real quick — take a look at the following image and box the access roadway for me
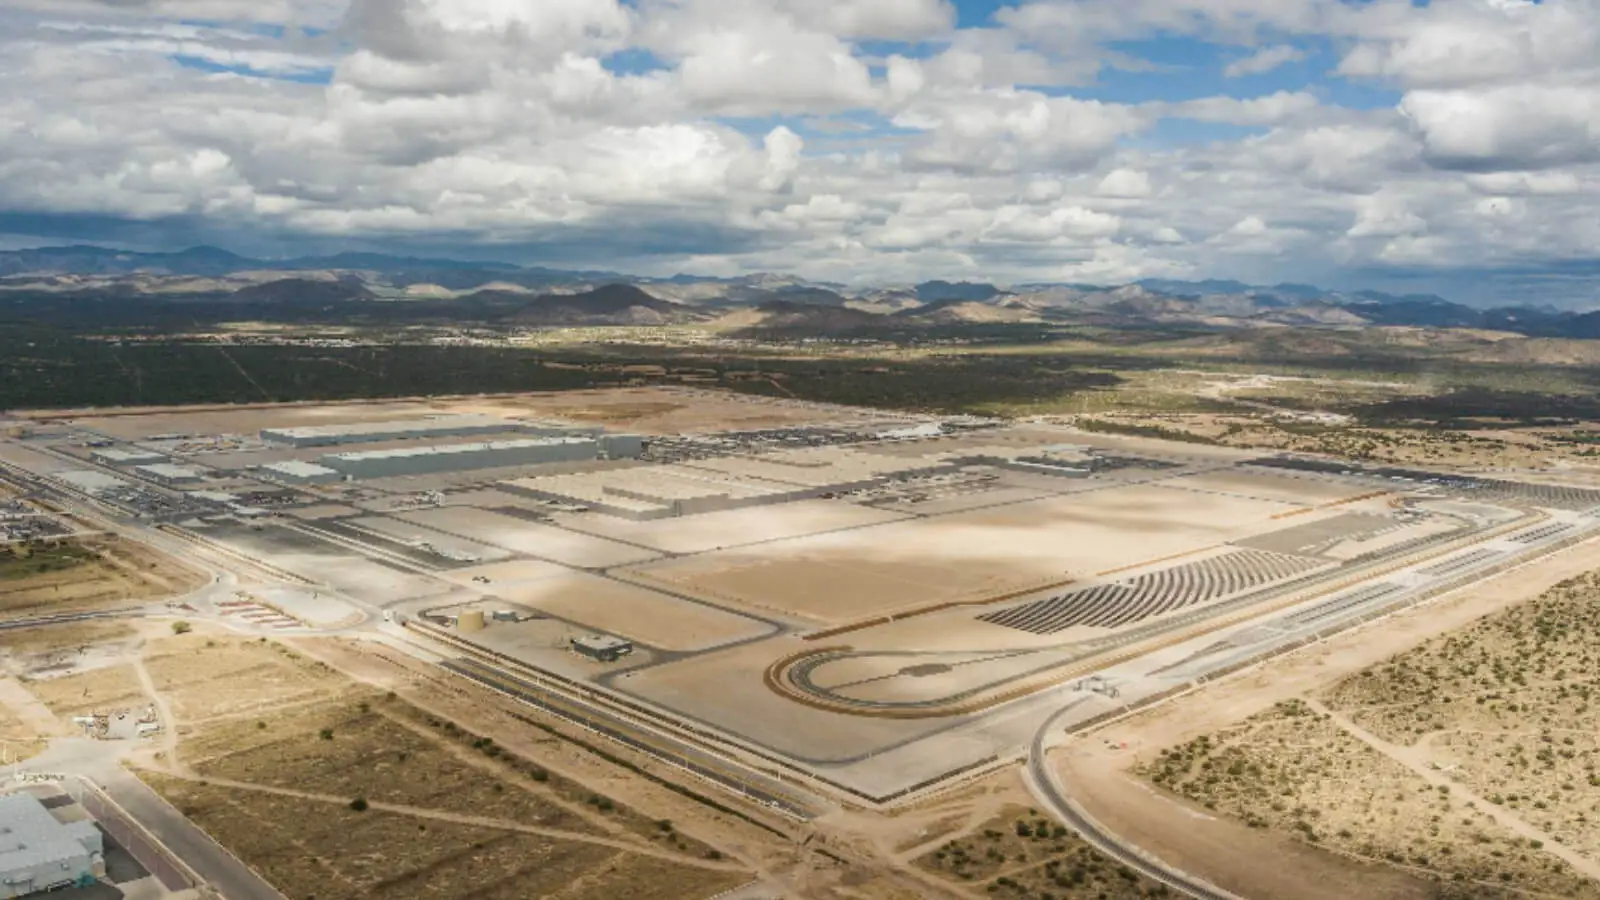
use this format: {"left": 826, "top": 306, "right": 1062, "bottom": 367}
{"left": 1024, "top": 701, "right": 1240, "bottom": 900}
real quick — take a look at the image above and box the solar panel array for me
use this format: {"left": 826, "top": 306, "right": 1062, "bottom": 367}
{"left": 980, "top": 548, "right": 1326, "bottom": 636}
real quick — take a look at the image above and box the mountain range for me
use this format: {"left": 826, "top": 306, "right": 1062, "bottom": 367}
{"left": 3, "top": 244, "right": 1599, "bottom": 339}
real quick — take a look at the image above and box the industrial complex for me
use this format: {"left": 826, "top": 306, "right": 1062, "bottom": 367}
{"left": 4, "top": 386, "right": 1600, "bottom": 900}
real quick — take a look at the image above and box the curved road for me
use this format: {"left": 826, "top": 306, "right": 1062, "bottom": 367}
{"left": 1024, "top": 700, "right": 1242, "bottom": 900}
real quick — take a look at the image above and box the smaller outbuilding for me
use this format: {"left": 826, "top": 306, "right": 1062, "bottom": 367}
{"left": 260, "top": 460, "right": 343, "bottom": 486}
{"left": 133, "top": 463, "right": 206, "bottom": 486}
{"left": 89, "top": 448, "right": 166, "bottom": 467}
{"left": 570, "top": 634, "right": 634, "bottom": 662}
{"left": 0, "top": 793, "right": 105, "bottom": 898}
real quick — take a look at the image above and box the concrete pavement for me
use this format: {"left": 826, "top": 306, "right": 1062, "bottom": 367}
{"left": 21, "top": 740, "right": 286, "bottom": 900}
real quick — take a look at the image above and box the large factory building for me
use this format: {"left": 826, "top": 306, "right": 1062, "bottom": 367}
{"left": 89, "top": 448, "right": 166, "bottom": 467}
{"left": 321, "top": 437, "right": 601, "bottom": 479}
{"left": 260, "top": 460, "right": 344, "bottom": 486}
{"left": 261, "top": 415, "right": 526, "bottom": 448}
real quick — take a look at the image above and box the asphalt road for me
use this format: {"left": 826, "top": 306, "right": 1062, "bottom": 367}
{"left": 23, "top": 740, "right": 286, "bottom": 900}
{"left": 1025, "top": 701, "right": 1242, "bottom": 900}
{"left": 95, "top": 769, "right": 287, "bottom": 900}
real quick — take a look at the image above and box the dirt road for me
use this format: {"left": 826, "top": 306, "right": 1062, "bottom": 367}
{"left": 1049, "top": 533, "right": 1600, "bottom": 899}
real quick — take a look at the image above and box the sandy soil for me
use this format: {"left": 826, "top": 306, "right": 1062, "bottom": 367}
{"left": 1049, "top": 533, "right": 1600, "bottom": 900}
{"left": 550, "top": 500, "right": 912, "bottom": 555}
{"left": 0, "top": 539, "right": 203, "bottom": 619}
{"left": 397, "top": 507, "right": 661, "bottom": 568}
{"left": 458, "top": 571, "right": 772, "bottom": 652}
{"left": 619, "top": 640, "right": 945, "bottom": 761}
{"left": 1143, "top": 699, "right": 1600, "bottom": 898}
{"left": 626, "top": 484, "right": 1308, "bottom": 625}
{"left": 1320, "top": 567, "right": 1600, "bottom": 865}
{"left": 27, "top": 663, "right": 149, "bottom": 718}
{"left": 90, "top": 621, "right": 772, "bottom": 900}
{"left": 350, "top": 515, "right": 515, "bottom": 562}
{"left": 141, "top": 634, "right": 355, "bottom": 720}
{"left": 454, "top": 387, "right": 887, "bottom": 435}
{"left": 1164, "top": 469, "right": 1369, "bottom": 506}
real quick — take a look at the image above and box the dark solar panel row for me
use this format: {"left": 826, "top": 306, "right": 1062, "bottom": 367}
{"left": 980, "top": 549, "right": 1325, "bottom": 636}
{"left": 1509, "top": 522, "right": 1574, "bottom": 544}
{"left": 1417, "top": 548, "right": 1501, "bottom": 578}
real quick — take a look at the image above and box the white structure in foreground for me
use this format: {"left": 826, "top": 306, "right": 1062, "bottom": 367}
{"left": 0, "top": 793, "right": 104, "bottom": 898}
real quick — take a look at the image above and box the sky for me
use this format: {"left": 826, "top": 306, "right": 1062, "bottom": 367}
{"left": 2, "top": 0, "right": 1600, "bottom": 306}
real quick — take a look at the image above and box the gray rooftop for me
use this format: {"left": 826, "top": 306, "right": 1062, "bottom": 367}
{"left": 261, "top": 460, "right": 341, "bottom": 477}
{"left": 262, "top": 415, "right": 514, "bottom": 440}
{"left": 134, "top": 463, "right": 205, "bottom": 480}
{"left": 91, "top": 448, "right": 165, "bottom": 463}
{"left": 323, "top": 436, "right": 595, "bottom": 463}
{"left": 0, "top": 793, "right": 102, "bottom": 875}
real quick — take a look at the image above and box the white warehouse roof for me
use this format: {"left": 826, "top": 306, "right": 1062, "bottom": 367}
{"left": 263, "top": 415, "right": 514, "bottom": 441}
{"left": 0, "top": 793, "right": 102, "bottom": 880}
{"left": 263, "top": 460, "right": 341, "bottom": 478}
{"left": 134, "top": 463, "right": 205, "bottom": 481}
{"left": 91, "top": 448, "right": 165, "bottom": 463}
{"left": 54, "top": 470, "right": 128, "bottom": 493}
{"left": 324, "top": 436, "right": 594, "bottom": 463}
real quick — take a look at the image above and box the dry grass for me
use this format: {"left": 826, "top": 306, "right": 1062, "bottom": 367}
{"left": 145, "top": 775, "right": 626, "bottom": 900}
{"left": 914, "top": 804, "right": 1168, "bottom": 898}
{"left": 143, "top": 636, "right": 353, "bottom": 721}
{"left": 148, "top": 685, "right": 747, "bottom": 900}
{"left": 0, "top": 702, "right": 45, "bottom": 762}
{"left": 26, "top": 664, "right": 147, "bottom": 718}
{"left": 184, "top": 697, "right": 598, "bottom": 833}
{"left": 0, "top": 539, "right": 202, "bottom": 620}
{"left": 0, "top": 620, "right": 137, "bottom": 657}
{"left": 1323, "top": 569, "right": 1600, "bottom": 861}
{"left": 1141, "top": 700, "right": 1600, "bottom": 899}
{"left": 383, "top": 700, "right": 723, "bottom": 856}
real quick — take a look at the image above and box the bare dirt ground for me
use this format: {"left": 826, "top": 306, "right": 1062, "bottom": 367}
{"left": 292, "top": 637, "right": 984, "bottom": 900}
{"left": 455, "top": 387, "right": 886, "bottom": 434}
{"left": 1144, "top": 699, "right": 1600, "bottom": 898}
{"left": 626, "top": 484, "right": 1295, "bottom": 625}
{"left": 1321, "top": 568, "right": 1600, "bottom": 865}
{"left": 124, "top": 628, "right": 761, "bottom": 900}
{"left": 1050, "top": 534, "right": 1600, "bottom": 900}
{"left": 464, "top": 571, "right": 770, "bottom": 652}
{"left": 0, "top": 619, "right": 137, "bottom": 657}
{"left": 1080, "top": 407, "right": 1600, "bottom": 474}
{"left": 46, "top": 387, "right": 883, "bottom": 441}
{"left": 0, "top": 538, "right": 203, "bottom": 620}
{"left": 27, "top": 663, "right": 149, "bottom": 718}
{"left": 913, "top": 802, "right": 1166, "bottom": 898}
{"left": 396, "top": 506, "right": 661, "bottom": 567}
{"left": 140, "top": 634, "right": 356, "bottom": 721}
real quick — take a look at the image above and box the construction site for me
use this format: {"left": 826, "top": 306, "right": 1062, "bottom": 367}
{"left": 1, "top": 387, "right": 1599, "bottom": 899}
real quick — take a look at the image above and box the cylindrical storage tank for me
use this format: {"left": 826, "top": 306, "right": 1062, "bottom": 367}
{"left": 458, "top": 610, "right": 486, "bottom": 632}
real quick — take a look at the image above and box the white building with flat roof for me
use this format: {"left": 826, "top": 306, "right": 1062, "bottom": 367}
{"left": 52, "top": 470, "right": 129, "bottom": 496}
{"left": 89, "top": 448, "right": 166, "bottom": 467}
{"left": 261, "top": 415, "right": 523, "bottom": 448}
{"left": 320, "top": 436, "right": 600, "bottom": 479}
{"left": 133, "top": 463, "right": 205, "bottom": 485}
{"left": 260, "top": 460, "right": 344, "bottom": 486}
{"left": 0, "top": 793, "right": 104, "bottom": 898}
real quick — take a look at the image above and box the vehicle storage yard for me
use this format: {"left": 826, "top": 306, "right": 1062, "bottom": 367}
{"left": 3, "top": 386, "right": 1600, "bottom": 817}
